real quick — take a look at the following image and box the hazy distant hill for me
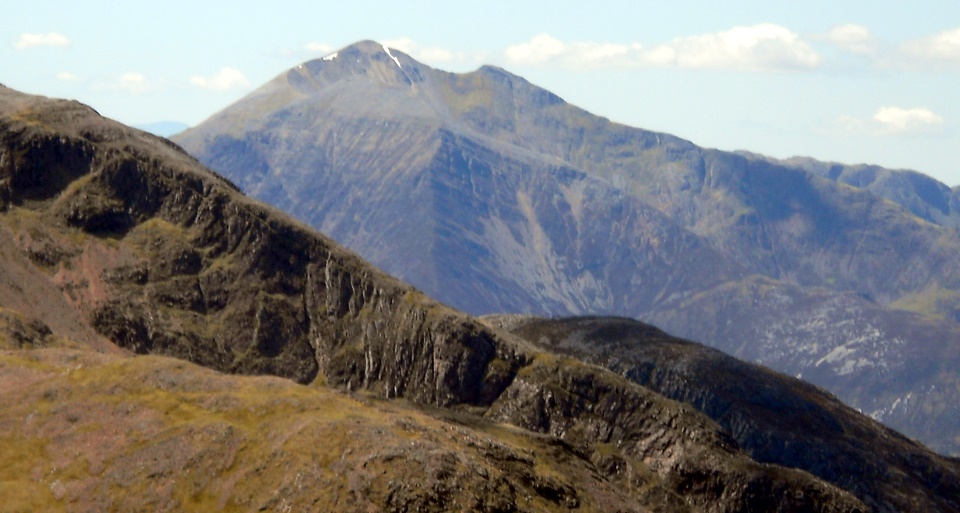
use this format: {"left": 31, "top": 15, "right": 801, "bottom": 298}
{"left": 174, "top": 41, "right": 960, "bottom": 455}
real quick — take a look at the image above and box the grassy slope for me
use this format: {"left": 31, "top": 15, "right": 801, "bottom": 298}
{"left": 0, "top": 348, "right": 652, "bottom": 513}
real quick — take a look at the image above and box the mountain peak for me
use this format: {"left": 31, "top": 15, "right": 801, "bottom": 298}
{"left": 476, "top": 64, "right": 519, "bottom": 80}
{"left": 284, "top": 39, "right": 425, "bottom": 93}
{"left": 340, "top": 39, "right": 406, "bottom": 63}
{"left": 314, "top": 39, "right": 407, "bottom": 65}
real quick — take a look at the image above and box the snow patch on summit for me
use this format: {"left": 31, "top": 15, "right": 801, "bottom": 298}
{"left": 322, "top": 52, "right": 338, "bottom": 61}
{"left": 383, "top": 45, "right": 402, "bottom": 68}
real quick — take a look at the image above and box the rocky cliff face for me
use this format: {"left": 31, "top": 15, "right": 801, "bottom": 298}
{"left": 0, "top": 83, "right": 524, "bottom": 404}
{"left": 173, "top": 40, "right": 960, "bottom": 455}
{"left": 0, "top": 85, "right": 882, "bottom": 511}
{"left": 490, "top": 315, "right": 960, "bottom": 513}
{"left": 643, "top": 275, "right": 960, "bottom": 456}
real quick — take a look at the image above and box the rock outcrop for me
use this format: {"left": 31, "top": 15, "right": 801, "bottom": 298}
{"left": 490, "top": 315, "right": 960, "bottom": 513}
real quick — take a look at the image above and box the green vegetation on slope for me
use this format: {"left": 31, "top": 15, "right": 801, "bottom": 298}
{"left": 0, "top": 348, "right": 655, "bottom": 513}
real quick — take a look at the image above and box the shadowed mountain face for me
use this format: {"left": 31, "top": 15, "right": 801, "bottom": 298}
{"left": 744, "top": 152, "right": 960, "bottom": 230}
{"left": 174, "top": 40, "right": 960, "bottom": 455}
{"left": 0, "top": 84, "right": 899, "bottom": 512}
{"left": 488, "top": 315, "right": 960, "bottom": 513}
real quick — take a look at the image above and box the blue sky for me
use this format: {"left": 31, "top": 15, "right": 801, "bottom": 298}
{"left": 5, "top": 0, "right": 960, "bottom": 185}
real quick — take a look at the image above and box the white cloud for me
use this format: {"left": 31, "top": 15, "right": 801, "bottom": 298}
{"left": 304, "top": 42, "right": 334, "bottom": 54}
{"left": 504, "top": 25, "right": 821, "bottom": 71}
{"left": 92, "top": 73, "right": 156, "bottom": 94}
{"left": 504, "top": 34, "right": 569, "bottom": 63}
{"left": 504, "top": 34, "right": 639, "bottom": 67}
{"left": 56, "top": 71, "right": 80, "bottom": 82}
{"left": 659, "top": 24, "right": 821, "bottom": 70}
{"left": 117, "top": 73, "right": 149, "bottom": 94}
{"left": 833, "top": 114, "right": 867, "bottom": 133}
{"left": 189, "top": 67, "right": 250, "bottom": 91}
{"left": 872, "top": 107, "right": 944, "bottom": 134}
{"left": 832, "top": 107, "right": 944, "bottom": 136}
{"left": 900, "top": 27, "right": 960, "bottom": 63}
{"left": 821, "top": 24, "right": 876, "bottom": 54}
{"left": 14, "top": 32, "right": 70, "bottom": 50}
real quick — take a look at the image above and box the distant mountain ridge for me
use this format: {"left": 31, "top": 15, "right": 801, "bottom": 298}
{"left": 736, "top": 151, "right": 960, "bottom": 229}
{"left": 173, "top": 40, "right": 960, "bottom": 455}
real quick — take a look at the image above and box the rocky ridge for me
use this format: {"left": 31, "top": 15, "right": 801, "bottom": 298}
{"left": 0, "top": 85, "right": 884, "bottom": 511}
{"left": 489, "top": 315, "right": 960, "bottom": 513}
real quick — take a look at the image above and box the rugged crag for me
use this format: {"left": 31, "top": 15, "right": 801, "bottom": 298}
{"left": 0, "top": 85, "right": 885, "bottom": 511}
{"left": 173, "top": 40, "right": 960, "bottom": 455}
{"left": 489, "top": 315, "right": 960, "bottom": 513}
